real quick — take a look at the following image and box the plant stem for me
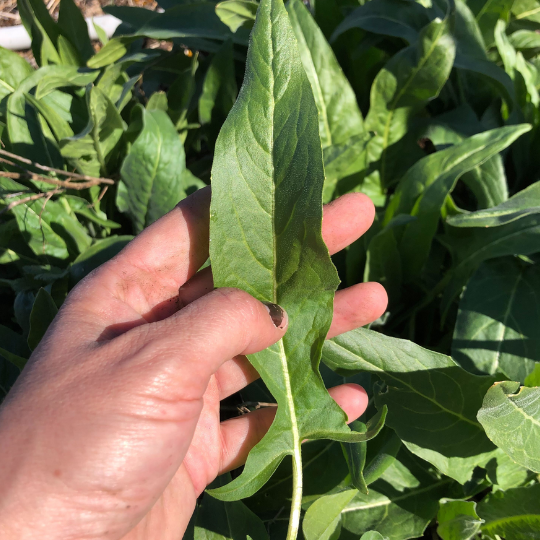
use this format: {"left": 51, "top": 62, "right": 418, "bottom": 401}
{"left": 286, "top": 448, "right": 303, "bottom": 540}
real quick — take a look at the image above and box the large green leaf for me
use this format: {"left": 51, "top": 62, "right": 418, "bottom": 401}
{"left": 340, "top": 478, "right": 452, "bottom": 539}
{"left": 120, "top": 108, "right": 186, "bottom": 233}
{"left": 441, "top": 213, "right": 540, "bottom": 314}
{"left": 390, "top": 125, "right": 530, "bottom": 282}
{"left": 0, "top": 177, "right": 70, "bottom": 260}
{"left": 331, "top": 0, "right": 430, "bottom": 44}
{"left": 303, "top": 489, "right": 357, "bottom": 540}
{"left": 57, "top": 0, "right": 94, "bottom": 64}
{"left": 323, "top": 328, "right": 498, "bottom": 483}
{"left": 478, "top": 380, "right": 540, "bottom": 473}
{"left": 189, "top": 474, "right": 269, "bottom": 540}
{"left": 287, "top": 0, "right": 363, "bottom": 149}
{"left": 130, "top": 2, "right": 247, "bottom": 43}
{"left": 437, "top": 499, "right": 483, "bottom": 540}
{"left": 478, "top": 484, "right": 540, "bottom": 539}
{"left": 207, "top": 0, "right": 386, "bottom": 523}
{"left": 452, "top": 258, "right": 540, "bottom": 382}
{"left": 447, "top": 181, "right": 540, "bottom": 227}
{"left": 364, "top": 10, "right": 456, "bottom": 188}
{"left": 215, "top": 0, "right": 258, "bottom": 32}
{"left": 0, "top": 47, "right": 34, "bottom": 99}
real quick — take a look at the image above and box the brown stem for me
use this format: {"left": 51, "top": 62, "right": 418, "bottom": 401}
{"left": 0, "top": 150, "right": 114, "bottom": 185}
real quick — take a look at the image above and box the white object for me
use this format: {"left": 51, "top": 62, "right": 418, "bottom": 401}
{"left": 0, "top": 14, "right": 121, "bottom": 51}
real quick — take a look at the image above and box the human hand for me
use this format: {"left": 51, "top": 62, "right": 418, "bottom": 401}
{"left": 0, "top": 187, "right": 387, "bottom": 540}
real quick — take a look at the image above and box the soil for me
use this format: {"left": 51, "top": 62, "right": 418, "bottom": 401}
{"left": 0, "top": 0, "right": 160, "bottom": 65}
{"left": 0, "top": 0, "right": 158, "bottom": 28}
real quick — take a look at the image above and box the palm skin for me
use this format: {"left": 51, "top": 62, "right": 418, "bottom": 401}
{"left": 0, "top": 187, "right": 387, "bottom": 540}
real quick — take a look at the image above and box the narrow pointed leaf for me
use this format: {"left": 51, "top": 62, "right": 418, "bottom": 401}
{"left": 364, "top": 11, "right": 456, "bottom": 188}
{"left": 392, "top": 125, "right": 531, "bottom": 282}
{"left": 287, "top": 0, "right": 364, "bottom": 149}
{"left": 208, "top": 0, "right": 385, "bottom": 503}
{"left": 448, "top": 181, "right": 540, "bottom": 228}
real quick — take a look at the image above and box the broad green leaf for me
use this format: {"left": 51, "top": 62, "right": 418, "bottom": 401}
{"left": 27, "top": 288, "right": 58, "bottom": 351}
{"left": 87, "top": 37, "right": 139, "bottom": 69}
{"left": 303, "top": 489, "right": 357, "bottom": 540}
{"left": 0, "top": 178, "right": 69, "bottom": 260}
{"left": 341, "top": 478, "right": 453, "bottom": 539}
{"left": 525, "top": 363, "right": 540, "bottom": 386}
{"left": 120, "top": 108, "right": 187, "bottom": 233}
{"left": 478, "top": 380, "right": 540, "bottom": 473}
{"left": 485, "top": 448, "right": 530, "bottom": 490}
{"left": 512, "top": 0, "right": 540, "bottom": 21}
{"left": 448, "top": 179, "right": 540, "bottom": 228}
{"left": 0, "top": 47, "right": 34, "bottom": 98}
{"left": 364, "top": 11, "right": 456, "bottom": 188}
{"left": 510, "top": 29, "right": 540, "bottom": 49}
{"left": 452, "top": 258, "right": 540, "bottom": 382}
{"left": 360, "top": 533, "right": 388, "bottom": 540}
{"left": 323, "top": 328, "right": 498, "bottom": 483}
{"left": 190, "top": 474, "right": 269, "bottom": 540}
{"left": 7, "top": 90, "right": 63, "bottom": 169}
{"left": 216, "top": 0, "right": 258, "bottom": 32}
{"left": 331, "top": 0, "right": 430, "bottom": 44}
{"left": 468, "top": 0, "right": 514, "bottom": 46}
{"left": 478, "top": 484, "right": 540, "bottom": 539}
{"left": 441, "top": 213, "right": 540, "bottom": 315}
{"left": 287, "top": 0, "right": 364, "bottom": 149}
{"left": 454, "top": 0, "right": 487, "bottom": 59}
{"left": 24, "top": 92, "right": 74, "bottom": 141}
{"left": 131, "top": 2, "right": 245, "bottom": 43}
{"left": 18, "top": 0, "right": 61, "bottom": 66}
{"left": 58, "top": 0, "right": 94, "bottom": 64}
{"left": 62, "top": 85, "right": 124, "bottom": 176}
{"left": 208, "top": 0, "right": 386, "bottom": 516}
{"left": 437, "top": 499, "right": 483, "bottom": 540}
{"left": 199, "top": 40, "right": 237, "bottom": 145}
{"left": 454, "top": 53, "right": 515, "bottom": 107}
{"left": 390, "top": 125, "right": 531, "bottom": 282}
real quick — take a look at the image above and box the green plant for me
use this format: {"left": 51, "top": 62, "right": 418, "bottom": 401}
{"left": 1, "top": 0, "right": 540, "bottom": 537}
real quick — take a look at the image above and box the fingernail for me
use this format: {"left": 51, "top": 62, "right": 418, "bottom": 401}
{"left": 262, "top": 302, "right": 286, "bottom": 329}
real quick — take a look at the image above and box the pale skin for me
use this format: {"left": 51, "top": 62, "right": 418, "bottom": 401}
{"left": 0, "top": 187, "right": 387, "bottom": 540}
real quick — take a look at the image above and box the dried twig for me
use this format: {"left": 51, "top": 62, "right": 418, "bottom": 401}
{"left": 0, "top": 170, "right": 112, "bottom": 190}
{"left": 0, "top": 150, "right": 116, "bottom": 215}
{"left": 0, "top": 149, "right": 114, "bottom": 185}
{"left": 0, "top": 189, "right": 63, "bottom": 215}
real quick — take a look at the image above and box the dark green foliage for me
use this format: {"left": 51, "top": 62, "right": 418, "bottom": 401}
{"left": 2, "top": 0, "right": 540, "bottom": 537}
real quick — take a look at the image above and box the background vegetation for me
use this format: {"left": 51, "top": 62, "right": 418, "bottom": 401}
{"left": 1, "top": 0, "right": 540, "bottom": 537}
